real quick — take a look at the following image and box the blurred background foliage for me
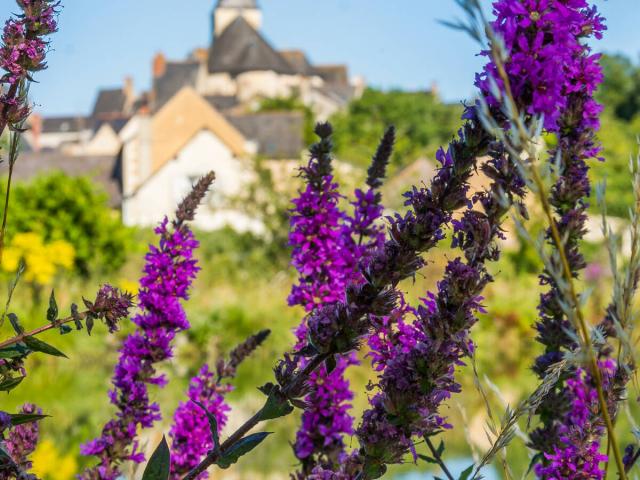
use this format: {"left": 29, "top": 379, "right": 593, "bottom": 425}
{"left": 0, "top": 52, "right": 639, "bottom": 479}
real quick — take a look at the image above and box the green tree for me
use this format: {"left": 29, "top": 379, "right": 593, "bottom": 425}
{"left": 598, "top": 54, "right": 640, "bottom": 121}
{"left": 330, "top": 88, "right": 463, "bottom": 171}
{"left": 0, "top": 172, "right": 133, "bottom": 276}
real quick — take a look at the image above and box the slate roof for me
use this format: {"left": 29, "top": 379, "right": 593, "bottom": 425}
{"left": 5, "top": 152, "right": 122, "bottom": 207}
{"left": 153, "top": 61, "right": 200, "bottom": 110}
{"left": 208, "top": 17, "right": 295, "bottom": 76}
{"left": 315, "top": 65, "right": 349, "bottom": 85}
{"left": 280, "top": 50, "right": 315, "bottom": 76}
{"left": 41, "top": 116, "right": 89, "bottom": 134}
{"left": 226, "top": 111, "right": 304, "bottom": 159}
{"left": 217, "top": 0, "right": 258, "bottom": 8}
{"left": 204, "top": 95, "right": 240, "bottom": 112}
{"left": 92, "top": 89, "right": 127, "bottom": 118}
{"left": 93, "top": 118, "right": 129, "bottom": 134}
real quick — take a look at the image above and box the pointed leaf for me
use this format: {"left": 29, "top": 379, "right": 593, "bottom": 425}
{"left": 458, "top": 465, "right": 474, "bottom": 480}
{"left": 59, "top": 324, "right": 72, "bottom": 335}
{"left": 0, "top": 344, "right": 30, "bottom": 359}
{"left": 86, "top": 315, "right": 95, "bottom": 336}
{"left": 46, "top": 290, "right": 58, "bottom": 323}
{"left": 0, "top": 376, "right": 24, "bottom": 392}
{"left": 257, "top": 387, "right": 293, "bottom": 421}
{"left": 216, "top": 432, "right": 271, "bottom": 469}
{"left": 141, "top": 436, "right": 170, "bottom": 480}
{"left": 325, "top": 355, "right": 337, "bottom": 374}
{"left": 7, "top": 314, "right": 23, "bottom": 335}
{"left": 417, "top": 454, "right": 437, "bottom": 464}
{"left": 23, "top": 337, "right": 67, "bottom": 358}
{"left": 361, "top": 460, "right": 386, "bottom": 479}
{"left": 9, "top": 413, "right": 48, "bottom": 426}
{"left": 193, "top": 400, "right": 219, "bottom": 452}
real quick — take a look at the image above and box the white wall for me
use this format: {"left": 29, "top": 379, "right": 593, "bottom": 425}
{"left": 122, "top": 129, "right": 262, "bottom": 233}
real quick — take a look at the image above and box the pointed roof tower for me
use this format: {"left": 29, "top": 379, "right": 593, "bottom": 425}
{"left": 208, "top": 16, "right": 294, "bottom": 76}
{"left": 217, "top": 0, "right": 257, "bottom": 7}
{"left": 213, "top": 0, "right": 261, "bottom": 36}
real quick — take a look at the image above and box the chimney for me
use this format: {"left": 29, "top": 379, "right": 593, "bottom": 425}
{"left": 153, "top": 52, "right": 167, "bottom": 78}
{"left": 30, "top": 113, "right": 42, "bottom": 152}
{"left": 123, "top": 76, "right": 135, "bottom": 114}
{"left": 191, "top": 47, "right": 208, "bottom": 63}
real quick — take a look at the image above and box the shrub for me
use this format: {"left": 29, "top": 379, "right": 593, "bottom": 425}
{"left": 0, "top": 172, "right": 133, "bottom": 276}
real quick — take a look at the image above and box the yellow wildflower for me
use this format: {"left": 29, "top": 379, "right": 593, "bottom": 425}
{"left": 31, "top": 439, "right": 77, "bottom": 480}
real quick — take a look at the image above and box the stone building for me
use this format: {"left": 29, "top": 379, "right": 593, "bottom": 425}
{"left": 20, "top": 0, "right": 363, "bottom": 231}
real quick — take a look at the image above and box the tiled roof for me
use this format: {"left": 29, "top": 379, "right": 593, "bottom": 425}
{"left": 153, "top": 61, "right": 200, "bottom": 110}
{"left": 41, "top": 116, "right": 89, "bottom": 134}
{"left": 92, "top": 89, "right": 127, "bottom": 118}
{"left": 314, "top": 65, "right": 349, "bottom": 85}
{"left": 280, "top": 50, "right": 315, "bottom": 76}
{"left": 6, "top": 152, "right": 122, "bottom": 207}
{"left": 226, "top": 111, "right": 304, "bottom": 159}
{"left": 208, "top": 17, "right": 295, "bottom": 76}
{"left": 204, "top": 95, "right": 240, "bottom": 112}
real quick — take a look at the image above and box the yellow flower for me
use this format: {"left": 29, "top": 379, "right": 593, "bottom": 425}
{"left": 118, "top": 278, "right": 139, "bottom": 296}
{"left": 48, "top": 240, "right": 76, "bottom": 270}
{"left": 0, "top": 233, "right": 76, "bottom": 285}
{"left": 32, "top": 439, "right": 77, "bottom": 480}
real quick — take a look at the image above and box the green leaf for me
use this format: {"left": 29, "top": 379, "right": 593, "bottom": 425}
{"left": 417, "top": 453, "right": 438, "bottom": 464}
{"left": 86, "top": 315, "right": 95, "bottom": 336}
{"left": 193, "top": 400, "right": 219, "bottom": 452}
{"left": 216, "top": 432, "right": 271, "bottom": 469}
{"left": 458, "top": 465, "right": 474, "bottom": 480}
{"left": 526, "top": 453, "right": 543, "bottom": 476}
{"left": 46, "top": 290, "right": 58, "bottom": 323}
{"left": 7, "top": 314, "right": 23, "bottom": 335}
{"left": 9, "top": 413, "right": 48, "bottom": 426}
{"left": 23, "top": 337, "right": 67, "bottom": 358}
{"left": 257, "top": 387, "right": 293, "bottom": 421}
{"left": 361, "top": 460, "right": 387, "bottom": 479}
{"left": 437, "top": 439, "right": 445, "bottom": 457}
{"left": 0, "top": 376, "right": 24, "bottom": 392}
{"left": 59, "top": 324, "right": 72, "bottom": 335}
{"left": 0, "top": 344, "right": 30, "bottom": 359}
{"left": 141, "top": 436, "right": 170, "bottom": 480}
{"left": 325, "top": 355, "right": 337, "bottom": 374}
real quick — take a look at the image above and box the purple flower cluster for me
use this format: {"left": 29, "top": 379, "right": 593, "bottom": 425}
{"left": 477, "top": 0, "right": 606, "bottom": 132}
{"left": 4, "top": 403, "right": 41, "bottom": 474}
{"left": 535, "top": 361, "right": 615, "bottom": 479}
{"left": 0, "top": 0, "right": 59, "bottom": 131}
{"left": 350, "top": 108, "right": 527, "bottom": 476}
{"left": 481, "top": 0, "right": 613, "bottom": 471}
{"left": 289, "top": 124, "right": 391, "bottom": 474}
{"left": 169, "top": 364, "right": 231, "bottom": 479}
{"left": 80, "top": 218, "right": 200, "bottom": 479}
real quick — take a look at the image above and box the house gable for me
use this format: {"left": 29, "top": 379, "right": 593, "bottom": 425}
{"left": 150, "top": 86, "right": 247, "bottom": 175}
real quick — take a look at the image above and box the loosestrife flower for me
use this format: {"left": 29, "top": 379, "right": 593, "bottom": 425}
{"left": 476, "top": 0, "right": 610, "bottom": 473}
{"left": 356, "top": 135, "right": 525, "bottom": 476}
{"left": 2, "top": 403, "right": 41, "bottom": 477}
{"left": 288, "top": 125, "right": 393, "bottom": 474}
{"left": 168, "top": 365, "right": 230, "bottom": 480}
{"left": 80, "top": 174, "right": 214, "bottom": 480}
{"left": 476, "top": 0, "right": 605, "bottom": 132}
{"left": 0, "top": 0, "right": 59, "bottom": 133}
{"left": 168, "top": 330, "right": 269, "bottom": 479}
{"left": 534, "top": 361, "right": 615, "bottom": 479}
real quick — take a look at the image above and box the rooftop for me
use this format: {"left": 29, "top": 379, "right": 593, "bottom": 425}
{"left": 208, "top": 16, "right": 295, "bottom": 76}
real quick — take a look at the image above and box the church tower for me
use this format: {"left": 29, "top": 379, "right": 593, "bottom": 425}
{"left": 213, "top": 0, "right": 262, "bottom": 37}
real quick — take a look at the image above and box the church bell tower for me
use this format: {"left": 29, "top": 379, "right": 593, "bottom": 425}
{"left": 213, "top": 0, "right": 262, "bottom": 37}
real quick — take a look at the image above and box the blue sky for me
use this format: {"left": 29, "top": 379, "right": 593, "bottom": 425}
{"left": 6, "top": 0, "right": 639, "bottom": 116}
